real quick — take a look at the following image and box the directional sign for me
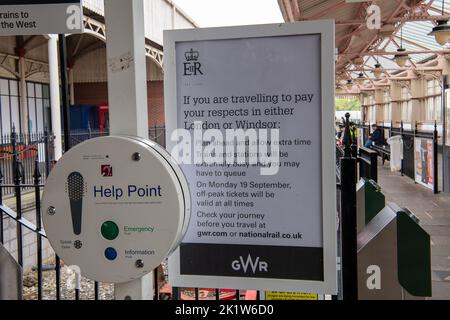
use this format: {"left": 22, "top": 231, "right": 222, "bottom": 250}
{"left": 0, "top": 0, "right": 83, "bottom": 35}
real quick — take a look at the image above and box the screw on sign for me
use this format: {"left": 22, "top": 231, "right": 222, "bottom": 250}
{"left": 47, "top": 206, "right": 56, "bottom": 216}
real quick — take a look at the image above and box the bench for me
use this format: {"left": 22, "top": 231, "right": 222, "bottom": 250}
{"left": 370, "top": 144, "right": 390, "bottom": 165}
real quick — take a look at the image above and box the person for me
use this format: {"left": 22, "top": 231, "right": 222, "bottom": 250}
{"left": 365, "top": 124, "right": 383, "bottom": 148}
{"left": 336, "top": 127, "right": 345, "bottom": 145}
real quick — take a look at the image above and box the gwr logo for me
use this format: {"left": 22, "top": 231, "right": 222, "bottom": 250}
{"left": 231, "top": 254, "right": 268, "bottom": 274}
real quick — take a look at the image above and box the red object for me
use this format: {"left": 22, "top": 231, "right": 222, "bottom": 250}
{"left": 98, "top": 103, "right": 110, "bottom": 130}
{"left": 159, "top": 285, "right": 240, "bottom": 300}
{"left": 101, "top": 165, "right": 113, "bottom": 177}
{"left": 245, "top": 290, "right": 258, "bottom": 300}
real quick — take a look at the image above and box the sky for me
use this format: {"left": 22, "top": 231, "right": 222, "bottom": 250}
{"left": 174, "top": 0, "right": 284, "bottom": 27}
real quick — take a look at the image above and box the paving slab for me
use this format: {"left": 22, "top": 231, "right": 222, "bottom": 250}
{"left": 378, "top": 164, "right": 450, "bottom": 300}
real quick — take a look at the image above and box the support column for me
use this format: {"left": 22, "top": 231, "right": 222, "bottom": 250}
{"left": 48, "top": 35, "right": 63, "bottom": 160}
{"left": 105, "top": 0, "right": 149, "bottom": 138}
{"left": 69, "top": 67, "right": 75, "bottom": 106}
{"left": 104, "top": 0, "right": 152, "bottom": 300}
{"left": 18, "top": 49, "right": 28, "bottom": 134}
{"left": 172, "top": 2, "right": 176, "bottom": 28}
{"left": 390, "top": 82, "right": 402, "bottom": 127}
{"left": 375, "top": 89, "right": 384, "bottom": 124}
{"left": 411, "top": 77, "right": 425, "bottom": 125}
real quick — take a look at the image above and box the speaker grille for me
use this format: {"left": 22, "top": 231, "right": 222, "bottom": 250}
{"left": 67, "top": 172, "right": 85, "bottom": 201}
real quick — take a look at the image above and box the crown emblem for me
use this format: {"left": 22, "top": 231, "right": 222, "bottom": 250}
{"left": 185, "top": 48, "right": 199, "bottom": 62}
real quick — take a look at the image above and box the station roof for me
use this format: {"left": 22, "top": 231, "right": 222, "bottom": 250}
{"left": 278, "top": 0, "right": 450, "bottom": 90}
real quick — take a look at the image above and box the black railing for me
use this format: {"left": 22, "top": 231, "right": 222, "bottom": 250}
{"left": 335, "top": 113, "right": 358, "bottom": 300}
{"left": 358, "top": 147, "right": 378, "bottom": 182}
{"left": 353, "top": 121, "right": 440, "bottom": 194}
{"left": 0, "top": 129, "right": 53, "bottom": 197}
{"left": 336, "top": 145, "right": 344, "bottom": 180}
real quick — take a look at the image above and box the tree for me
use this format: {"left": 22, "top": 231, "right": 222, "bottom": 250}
{"left": 336, "top": 99, "right": 361, "bottom": 111}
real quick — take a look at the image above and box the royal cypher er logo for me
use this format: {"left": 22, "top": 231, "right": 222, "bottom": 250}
{"left": 183, "top": 48, "right": 203, "bottom": 76}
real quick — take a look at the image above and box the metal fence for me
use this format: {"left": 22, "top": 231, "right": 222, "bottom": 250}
{"left": 0, "top": 129, "right": 53, "bottom": 197}
{"left": 356, "top": 121, "right": 439, "bottom": 193}
{"left": 335, "top": 114, "right": 358, "bottom": 300}
{"left": 69, "top": 126, "right": 167, "bottom": 148}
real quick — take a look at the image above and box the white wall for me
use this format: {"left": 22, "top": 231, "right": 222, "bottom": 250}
{"left": 83, "top": 0, "right": 197, "bottom": 45}
{"left": 73, "top": 47, "right": 163, "bottom": 83}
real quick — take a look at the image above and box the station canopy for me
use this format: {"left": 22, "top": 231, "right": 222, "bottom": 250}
{"left": 279, "top": 0, "right": 450, "bottom": 93}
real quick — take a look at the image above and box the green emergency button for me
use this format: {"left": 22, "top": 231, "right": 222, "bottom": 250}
{"left": 101, "top": 221, "right": 119, "bottom": 241}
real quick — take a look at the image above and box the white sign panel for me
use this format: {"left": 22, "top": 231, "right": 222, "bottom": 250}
{"left": 0, "top": 0, "right": 83, "bottom": 35}
{"left": 165, "top": 22, "right": 337, "bottom": 294}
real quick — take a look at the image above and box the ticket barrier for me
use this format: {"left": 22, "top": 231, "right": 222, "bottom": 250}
{"left": 356, "top": 178, "right": 385, "bottom": 234}
{"left": 356, "top": 179, "right": 432, "bottom": 299}
{"left": 0, "top": 244, "right": 22, "bottom": 300}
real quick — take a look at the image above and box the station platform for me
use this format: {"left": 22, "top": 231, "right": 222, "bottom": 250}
{"left": 377, "top": 164, "right": 450, "bottom": 300}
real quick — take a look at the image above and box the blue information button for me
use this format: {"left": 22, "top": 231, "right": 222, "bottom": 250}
{"left": 104, "top": 247, "right": 117, "bottom": 261}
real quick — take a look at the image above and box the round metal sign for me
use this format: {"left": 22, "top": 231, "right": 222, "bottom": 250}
{"left": 42, "top": 136, "right": 190, "bottom": 283}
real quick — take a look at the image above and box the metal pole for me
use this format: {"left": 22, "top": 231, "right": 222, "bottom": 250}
{"left": 400, "top": 121, "right": 404, "bottom": 176}
{"left": 48, "top": 36, "right": 63, "bottom": 160}
{"left": 340, "top": 113, "right": 358, "bottom": 300}
{"left": 104, "top": 0, "right": 152, "bottom": 300}
{"left": 442, "top": 75, "right": 448, "bottom": 193}
{"left": 58, "top": 34, "right": 71, "bottom": 153}
{"left": 44, "top": 128, "right": 51, "bottom": 177}
{"left": 12, "top": 128, "right": 23, "bottom": 267}
{"left": 34, "top": 160, "right": 43, "bottom": 300}
{"left": 434, "top": 121, "right": 439, "bottom": 194}
{"left": 0, "top": 166, "right": 3, "bottom": 245}
{"left": 55, "top": 33, "right": 71, "bottom": 301}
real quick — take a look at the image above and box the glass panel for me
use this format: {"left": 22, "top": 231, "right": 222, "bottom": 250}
{"left": 426, "top": 98, "right": 434, "bottom": 121}
{"left": 10, "top": 96, "right": 20, "bottom": 132}
{"left": 402, "top": 102, "right": 407, "bottom": 120}
{"left": 436, "top": 80, "right": 442, "bottom": 95}
{"left": 35, "top": 84, "right": 42, "bottom": 98}
{"left": 9, "top": 80, "right": 18, "bottom": 96}
{"left": 27, "top": 82, "right": 35, "bottom": 98}
{"left": 427, "top": 80, "right": 434, "bottom": 95}
{"left": 42, "top": 84, "right": 50, "bottom": 99}
{"left": 42, "top": 99, "right": 51, "bottom": 130}
{"left": 0, "top": 79, "right": 9, "bottom": 95}
{"left": 28, "top": 97, "right": 36, "bottom": 134}
{"left": 36, "top": 99, "right": 43, "bottom": 132}
{"left": 384, "top": 103, "right": 392, "bottom": 121}
{"left": 408, "top": 101, "right": 412, "bottom": 121}
{"left": 43, "top": 99, "right": 51, "bottom": 130}
{"left": 1, "top": 96, "right": 11, "bottom": 135}
{"left": 436, "top": 95, "right": 442, "bottom": 122}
